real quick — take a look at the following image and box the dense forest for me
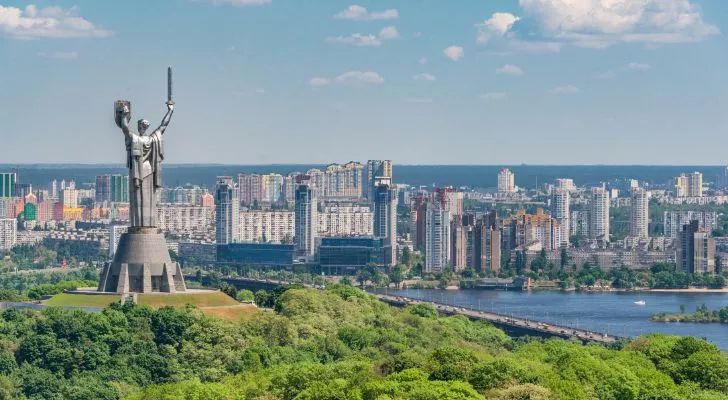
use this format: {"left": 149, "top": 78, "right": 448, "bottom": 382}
{"left": 0, "top": 283, "right": 726, "bottom": 399}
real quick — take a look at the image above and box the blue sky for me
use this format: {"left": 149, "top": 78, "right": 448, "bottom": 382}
{"left": 0, "top": 0, "right": 726, "bottom": 165}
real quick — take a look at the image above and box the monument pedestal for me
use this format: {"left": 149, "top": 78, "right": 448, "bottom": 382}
{"left": 98, "top": 227, "right": 186, "bottom": 293}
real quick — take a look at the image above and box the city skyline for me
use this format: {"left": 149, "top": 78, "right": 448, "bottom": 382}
{"left": 1, "top": 0, "right": 726, "bottom": 165}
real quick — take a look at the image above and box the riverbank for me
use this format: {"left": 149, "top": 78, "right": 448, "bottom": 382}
{"left": 651, "top": 305, "right": 728, "bottom": 324}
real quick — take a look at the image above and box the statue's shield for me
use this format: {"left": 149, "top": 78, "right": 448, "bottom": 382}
{"left": 114, "top": 100, "right": 131, "bottom": 128}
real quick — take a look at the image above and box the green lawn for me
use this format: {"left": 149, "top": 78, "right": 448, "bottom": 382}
{"left": 43, "top": 293, "right": 121, "bottom": 307}
{"left": 137, "top": 292, "right": 238, "bottom": 308}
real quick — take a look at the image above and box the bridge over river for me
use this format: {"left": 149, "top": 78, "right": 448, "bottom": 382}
{"left": 375, "top": 294, "right": 623, "bottom": 345}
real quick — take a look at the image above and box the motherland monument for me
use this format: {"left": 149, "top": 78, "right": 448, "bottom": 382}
{"left": 98, "top": 68, "right": 187, "bottom": 293}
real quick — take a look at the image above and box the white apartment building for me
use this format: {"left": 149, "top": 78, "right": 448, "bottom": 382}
{"left": 630, "top": 188, "right": 649, "bottom": 239}
{"left": 108, "top": 224, "right": 128, "bottom": 258}
{"left": 239, "top": 210, "right": 295, "bottom": 243}
{"left": 497, "top": 168, "right": 516, "bottom": 193}
{"left": 318, "top": 204, "right": 373, "bottom": 236}
{"left": 552, "top": 189, "right": 570, "bottom": 247}
{"left": 589, "top": 187, "right": 610, "bottom": 242}
{"left": 554, "top": 178, "right": 576, "bottom": 192}
{"left": 0, "top": 217, "right": 16, "bottom": 250}
{"left": 157, "top": 203, "right": 213, "bottom": 235}
{"left": 62, "top": 188, "right": 78, "bottom": 208}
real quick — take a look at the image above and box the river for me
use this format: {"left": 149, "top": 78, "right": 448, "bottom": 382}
{"left": 375, "top": 288, "right": 728, "bottom": 349}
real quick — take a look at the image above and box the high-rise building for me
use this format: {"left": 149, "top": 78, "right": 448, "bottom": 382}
{"left": 678, "top": 220, "right": 715, "bottom": 274}
{"left": 261, "top": 173, "right": 283, "bottom": 203}
{"left": 450, "top": 215, "right": 468, "bottom": 271}
{"left": 305, "top": 169, "right": 326, "bottom": 199}
{"left": 365, "top": 160, "right": 393, "bottom": 200}
{"left": 201, "top": 191, "right": 214, "bottom": 208}
{"left": 109, "top": 223, "right": 129, "bottom": 258}
{"left": 502, "top": 209, "right": 561, "bottom": 251}
{"left": 497, "top": 168, "right": 516, "bottom": 193}
{"left": 473, "top": 211, "right": 500, "bottom": 274}
{"left": 552, "top": 189, "right": 570, "bottom": 247}
{"left": 324, "top": 162, "right": 365, "bottom": 198}
{"left": 282, "top": 172, "right": 300, "bottom": 203}
{"left": 215, "top": 176, "right": 240, "bottom": 245}
{"left": 110, "top": 174, "right": 129, "bottom": 203}
{"left": 688, "top": 172, "right": 703, "bottom": 197}
{"left": 0, "top": 173, "right": 16, "bottom": 198}
{"left": 0, "top": 217, "right": 16, "bottom": 250}
{"left": 295, "top": 178, "right": 317, "bottom": 257}
{"left": 373, "top": 177, "right": 397, "bottom": 266}
{"left": 674, "top": 172, "right": 703, "bottom": 197}
{"left": 239, "top": 210, "right": 295, "bottom": 243}
{"left": 319, "top": 203, "right": 372, "bottom": 236}
{"left": 157, "top": 204, "right": 214, "bottom": 235}
{"left": 95, "top": 175, "right": 112, "bottom": 203}
{"left": 664, "top": 211, "right": 718, "bottom": 238}
{"left": 630, "top": 188, "right": 649, "bottom": 239}
{"left": 589, "top": 187, "right": 610, "bottom": 242}
{"left": 49, "top": 179, "right": 58, "bottom": 201}
{"left": 62, "top": 188, "right": 78, "bottom": 208}
{"left": 674, "top": 174, "right": 688, "bottom": 197}
{"left": 423, "top": 190, "right": 450, "bottom": 273}
{"left": 445, "top": 189, "right": 463, "bottom": 219}
{"left": 554, "top": 178, "right": 576, "bottom": 192}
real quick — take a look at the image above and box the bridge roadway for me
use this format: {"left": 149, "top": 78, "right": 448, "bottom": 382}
{"left": 375, "top": 294, "right": 622, "bottom": 345}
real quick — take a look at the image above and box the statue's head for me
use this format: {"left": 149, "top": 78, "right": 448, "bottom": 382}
{"left": 137, "top": 119, "right": 151, "bottom": 135}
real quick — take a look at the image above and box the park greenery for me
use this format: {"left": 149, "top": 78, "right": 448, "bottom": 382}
{"left": 0, "top": 267, "right": 99, "bottom": 302}
{"left": 652, "top": 304, "right": 728, "bottom": 324}
{"left": 0, "top": 281, "right": 725, "bottom": 398}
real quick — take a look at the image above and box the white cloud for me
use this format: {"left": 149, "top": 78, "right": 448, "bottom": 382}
{"left": 496, "top": 64, "right": 524, "bottom": 76}
{"left": 0, "top": 5, "right": 111, "bottom": 39}
{"left": 412, "top": 73, "right": 436, "bottom": 82}
{"left": 419, "top": 57, "right": 428, "bottom": 64}
{"left": 379, "top": 26, "right": 399, "bottom": 40}
{"left": 518, "top": 0, "right": 719, "bottom": 47}
{"left": 37, "top": 51, "right": 77, "bottom": 59}
{"left": 593, "top": 71, "right": 616, "bottom": 79}
{"left": 443, "top": 45, "right": 464, "bottom": 61}
{"left": 200, "top": 0, "right": 271, "bottom": 5}
{"left": 480, "top": 92, "right": 507, "bottom": 99}
{"left": 551, "top": 85, "right": 580, "bottom": 94}
{"left": 326, "top": 26, "right": 399, "bottom": 47}
{"left": 308, "top": 77, "right": 331, "bottom": 86}
{"left": 326, "top": 33, "right": 381, "bottom": 47}
{"left": 335, "top": 71, "right": 384, "bottom": 84}
{"left": 476, "top": 12, "right": 520, "bottom": 44}
{"left": 334, "top": 5, "right": 398, "bottom": 21}
{"left": 623, "top": 62, "right": 651, "bottom": 71}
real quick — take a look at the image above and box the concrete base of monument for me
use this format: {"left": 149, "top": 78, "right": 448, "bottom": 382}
{"left": 98, "top": 228, "right": 187, "bottom": 293}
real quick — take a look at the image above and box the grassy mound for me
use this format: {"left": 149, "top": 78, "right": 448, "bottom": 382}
{"left": 42, "top": 293, "right": 120, "bottom": 307}
{"left": 137, "top": 291, "right": 239, "bottom": 308}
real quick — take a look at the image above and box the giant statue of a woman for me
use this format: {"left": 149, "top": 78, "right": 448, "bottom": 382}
{"left": 115, "top": 101, "right": 173, "bottom": 227}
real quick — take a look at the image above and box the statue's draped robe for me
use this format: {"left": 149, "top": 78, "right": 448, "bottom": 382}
{"left": 126, "top": 130, "right": 164, "bottom": 227}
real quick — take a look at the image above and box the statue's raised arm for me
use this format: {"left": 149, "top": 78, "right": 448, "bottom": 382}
{"left": 155, "top": 103, "right": 174, "bottom": 135}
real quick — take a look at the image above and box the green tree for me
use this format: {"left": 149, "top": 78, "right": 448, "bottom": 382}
{"left": 388, "top": 265, "right": 405, "bottom": 289}
{"left": 236, "top": 289, "right": 254, "bottom": 302}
